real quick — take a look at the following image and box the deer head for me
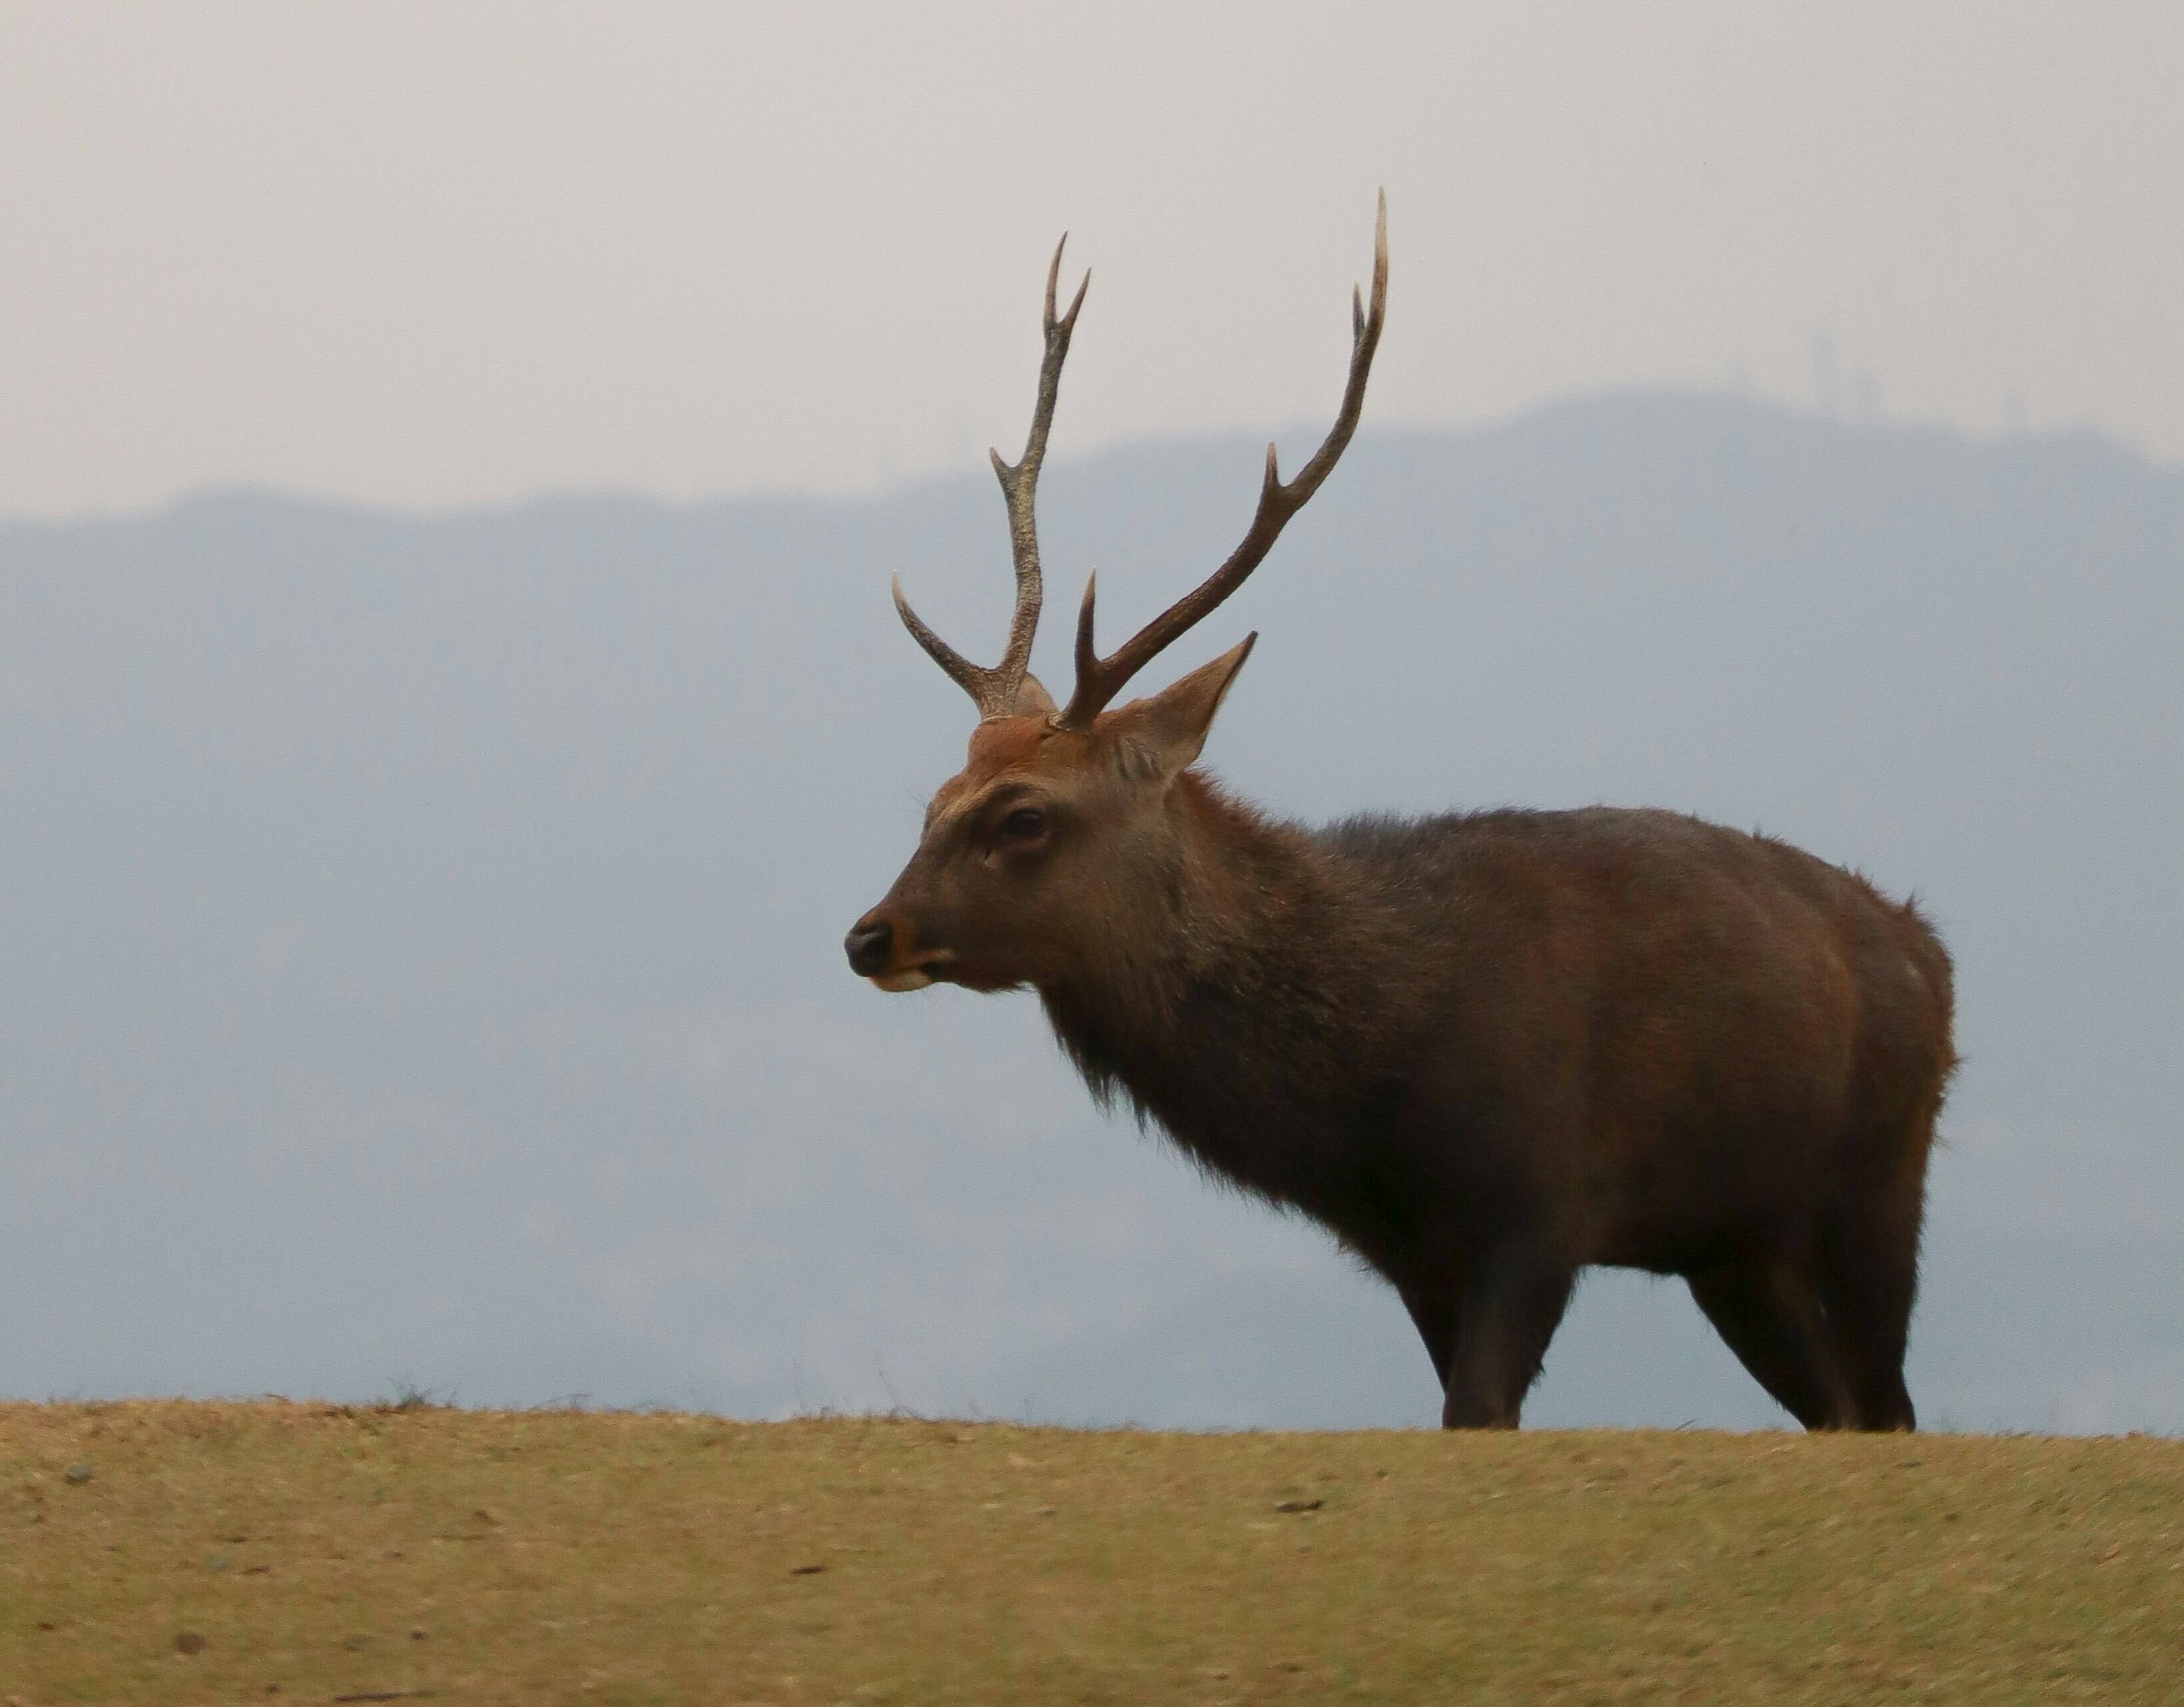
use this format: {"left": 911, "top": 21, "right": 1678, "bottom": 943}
{"left": 846, "top": 197, "right": 1388, "bottom": 995}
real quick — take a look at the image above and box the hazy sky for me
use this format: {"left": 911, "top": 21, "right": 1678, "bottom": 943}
{"left": 2, "top": 3, "right": 2179, "bottom": 517}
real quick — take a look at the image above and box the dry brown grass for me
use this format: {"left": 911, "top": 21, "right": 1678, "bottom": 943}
{"left": 2, "top": 1400, "right": 2179, "bottom": 1705}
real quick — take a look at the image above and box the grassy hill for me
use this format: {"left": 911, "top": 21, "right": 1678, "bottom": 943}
{"left": 4, "top": 1402, "right": 2178, "bottom": 1704}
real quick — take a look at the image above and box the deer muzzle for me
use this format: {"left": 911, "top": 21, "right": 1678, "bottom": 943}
{"left": 843, "top": 913, "right": 950, "bottom": 992}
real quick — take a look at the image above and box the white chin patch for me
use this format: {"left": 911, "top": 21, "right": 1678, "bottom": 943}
{"left": 870, "top": 968, "right": 936, "bottom": 993}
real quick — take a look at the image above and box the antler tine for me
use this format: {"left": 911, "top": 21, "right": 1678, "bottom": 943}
{"left": 892, "top": 574, "right": 988, "bottom": 704}
{"left": 1057, "top": 192, "right": 1388, "bottom": 731}
{"left": 990, "top": 237, "right": 1087, "bottom": 693}
{"left": 895, "top": 235, "right": 1089, "bottom": 721}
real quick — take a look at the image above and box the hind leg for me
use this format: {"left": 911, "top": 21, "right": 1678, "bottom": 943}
{"left": 1817, "top": 1177, "right": 1926, "bottom": 1432}
{"left": 1687, "top": 1257, "right": 1859, "bottom": 1430}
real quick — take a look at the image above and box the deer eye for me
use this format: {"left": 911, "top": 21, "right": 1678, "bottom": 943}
{"left": 1000, "top": 806, "right": 1047, "bottom": 842}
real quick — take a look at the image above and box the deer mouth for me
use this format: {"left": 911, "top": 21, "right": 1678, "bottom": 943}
{"left": 870, "top": 952, "right": 956, "bottom": 993}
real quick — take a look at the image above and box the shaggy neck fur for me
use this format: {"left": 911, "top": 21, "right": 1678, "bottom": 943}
{"left": 1035, "top": 772, "right": 1413, "bottom": 1236}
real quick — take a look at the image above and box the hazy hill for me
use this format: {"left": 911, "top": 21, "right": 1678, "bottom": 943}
{"left": 1, "top": 395, "right": 2178, "bottom": 1430}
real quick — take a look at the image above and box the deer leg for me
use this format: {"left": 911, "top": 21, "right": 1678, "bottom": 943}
{"left": 1687, "top": 1257, "right": 1859, "bottom": 1430}
{"left": 1439, "top": 1250, "right": 1575, "bottom": 1430}
{"left": 1815, "top": 1179, "right": 1926, "bottom": 1432}
{"left": 1394, "top": 1265, "right": 1464, "bottom": 1394}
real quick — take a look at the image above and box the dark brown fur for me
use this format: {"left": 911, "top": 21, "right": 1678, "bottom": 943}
{"left": 853, "top": 208, "right": 1950, "bottom": 1428}
{"left": 850, "top": 656, "right": 1955, "bottom": 1430}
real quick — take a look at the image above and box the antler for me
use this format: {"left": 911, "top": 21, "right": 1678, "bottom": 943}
{"left": 894, "top": 237, "right": 1090, "bottom": 721}
{"left": 1054, "top": 192, "right": 1388, "bottom": 731}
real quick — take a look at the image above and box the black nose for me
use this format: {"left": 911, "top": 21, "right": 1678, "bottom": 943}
{"left": 845, "top": 918, "right": 894, "bottom": 976}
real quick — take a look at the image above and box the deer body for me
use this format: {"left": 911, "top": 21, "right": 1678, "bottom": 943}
{"left": 849, "top": 200, "right": 1953, "bottom": 1429}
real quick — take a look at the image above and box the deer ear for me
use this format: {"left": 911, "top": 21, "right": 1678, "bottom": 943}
{"left": 1011, "top": 673, "right": 1058, "bottom": 718}
{"left": 1105, "top": 633, "right": 1256, "bottom": 777}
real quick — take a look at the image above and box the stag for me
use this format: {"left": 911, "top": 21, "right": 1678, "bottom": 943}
{"left": 846, "top": 197, "right": 1955, "bottom": 1430}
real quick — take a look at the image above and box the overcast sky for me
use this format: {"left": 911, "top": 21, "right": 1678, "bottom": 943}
{"left": 2, "top": 2, "right": 2179, "bottom": 519}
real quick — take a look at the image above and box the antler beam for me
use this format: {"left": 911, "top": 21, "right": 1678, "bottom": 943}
{"left": 1054, "top": 192, "right": 1388, "bottom": 730}
{"left": 894, "top": 237, "right": 1089, "bottom": 721}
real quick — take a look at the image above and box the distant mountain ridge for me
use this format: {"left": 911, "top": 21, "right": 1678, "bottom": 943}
{"left": 2, "top": 394, "right": 2178, "bottom": 1430}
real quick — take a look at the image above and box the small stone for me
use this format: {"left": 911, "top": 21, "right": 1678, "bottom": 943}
{"left": 1273, "top": 1498, "right": 1322, "bottom": 1513}
{"left": 1035, "top": 1505, "right": 1057, "bottom": 1517}
{"left": 64, "top": 1462, "right": 93, "bottom": 1485}
{"left": 411, "top": 1626, "right": 427, "bottom": 1640}
{"left": 174, "top": 1631, "right": 207, "bottom": 1655}
{"left": 790, "top": 1562, "right": 826, "bottom": 1576}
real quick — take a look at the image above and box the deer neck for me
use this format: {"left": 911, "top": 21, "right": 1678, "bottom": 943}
{"left": 1035, "top": 773, "right": 1387, "bottom": 1200}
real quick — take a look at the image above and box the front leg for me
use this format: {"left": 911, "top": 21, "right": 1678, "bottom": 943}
{"left": 1440, "top": 1247, "right": 1577, "bottom": 1429}
{"left": 1395, "top": 1256, "right": 1465, "bottom": 1394}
